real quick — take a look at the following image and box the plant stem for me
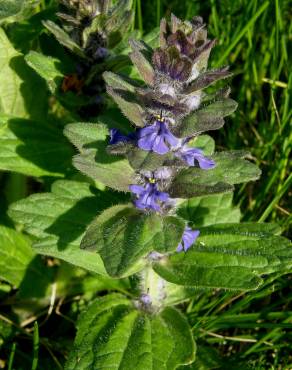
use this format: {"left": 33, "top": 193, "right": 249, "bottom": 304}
{"left": 139, "top": 265, "right": 166, "bottom": 309}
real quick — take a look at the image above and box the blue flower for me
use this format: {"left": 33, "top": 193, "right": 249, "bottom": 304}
{"left": 177, "top": 226, "right": 200, "bottom": 252}
{"left": 129, "top": 183, "right": 169, "bottom": 212}
{"left": 109, "top": 128, "right": 135, "bottom": 145}
{"left": 175, "top": 145, "right": 215, "bottom": 169}
{"left": 137, "top": 120, "right": 179, "bottom": 155}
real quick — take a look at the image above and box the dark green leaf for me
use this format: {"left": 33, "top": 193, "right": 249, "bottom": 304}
{"left": 185, "top": 67, "right": 232, "bottom": 93}
{"left": 187, "top": 135, "right": 215, "bottom": 156}
{"left": 129, "top": 39, "right": 155, "bottom": 85}
{"left": 8, "top": 180, "right": 129, "bottom": 275}
{"left": 81, "top": 204, "right": 185, "bottom": 277}
{"left": 65, "top": 294, "right": 195, "bottom": 370}
{"left": 173, "top": 99, "right": 238, "bottom": 137}
{"left": 0, "top": 0, "right": 39, "bottom": 21}
{"left": 43, "top": 20, "right": 86, "bottom": 58}
{"left": 154, "top": 223, "right": 292, "bottom": 290}
{"left": 169, "top": 151, "right": 261, "bottom": 198}
{"left": 178, "top": 192, "right": 241, "bottom": 226}
{"left": 25, "top": 51, "right": 65, "bottom": 93}
{"left": 103, "top": 71, "right": 145, "bottom": 127}
{"left": 126, "top": 146, "right": 172, "bottom": 171}
{"left": 64, "top": 122, "right": 135, "bottom": 192}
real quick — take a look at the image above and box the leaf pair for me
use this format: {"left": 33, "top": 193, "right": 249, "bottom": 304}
{"left": 65, "top": 294, "right": 195, "bottom": 370}
{"left": 81, "top": 204, "right": 186, "bottom": 277}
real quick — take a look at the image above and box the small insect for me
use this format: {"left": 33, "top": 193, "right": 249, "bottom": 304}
{"left": 61, "top": 73, "right": 84, "bottom": 93}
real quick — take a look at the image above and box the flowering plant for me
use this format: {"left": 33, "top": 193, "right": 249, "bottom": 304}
{"left": 3, "top": 8, "right": 291, "bottom": 370}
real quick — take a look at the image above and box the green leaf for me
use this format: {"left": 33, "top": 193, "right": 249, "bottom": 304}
{"left": 126, "top": 146, "right": 171, "bottom": 171}
{"left": 43, "top": 20, "right": 85, "bottom": 58}
{"left": 0, "top": 225, "right": 53, "bottom": 298}
{"left": 0, "top": 225, "right": 34, "bottom": 286}
{"left": 0, "top": 0, "right": 25, "bottom": 21}
{"left": 178, "top": 192, "right": 241, "bottom": 226}
{"left": 8, "top": 180, "right": 130, "bottom": 275}
{"left": 185, "top": 67, "right": 233, "bottom": 93}
{"left": 0, "top": 28, "right": 47, "bottom": 120}
{"left": 153, "top": 223, "right": 292, "bottom": 290}
{"left": 0, "top": 115, "right": 74, "bottom": 177}
{"left": 187, "top": 135, "right": 215, "bottom": 156}
{"left": 169, "top": 151, "right": 261, "bottom": 198}
{"left": 0, "top": 0, "right": 39, "bottom": 22}
{"left": 64, "top": 122, "right": 135, "bottom": 192}
{"left": 103, "top": 71, "right": 144, "bottom": 127}
{"left": 25, "top": 51, "right": 64, "bottom": 93}
{"left": 65, "top": 294, "right": 195, "bottom": 370}
{"left": 173, "top": 99, "right": 238, "bottom": 138}
{"left": 81, "top": 204, "right": 186, "bottom": 277}
{"left": 129, "top": 39, "right": 155, "bottom": 85}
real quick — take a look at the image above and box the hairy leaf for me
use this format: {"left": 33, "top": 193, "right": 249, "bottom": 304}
{"left": 154, "top": 223, "right": 292, "bottom": 290}
{"left": 178, "top": 192, "right": 241, "bottom": 226}
{"left": 126, "top": 146, "right": 171, "bottom": 171}
{"left": 0, "top": 115, "right": 73, "bottom": 177}
{"left": 0, "top": 0, "right": 41, "bottom": 22}
{"left": 81, "top": 204, "right": 185, "bottom": 277}
{"left": 43, "top": 20, "right": 85, "bottom": 58}
{"left": 65, "top": 294, "right": 195, "bottom": 370}
{"left": 169, "top": 151, "right": 261, "bottom": 198}
{"left": 8, "top": 180, "right": 130, "bottom": 275}
{"left": 185, "top": 67, "right": 232, "bottom": 93}
{"left": 188, "top": 134, "right": 215, "bottom": 156}
{"left": 103, "top": 71, "right": 145, "bottom": 126}
{"left": 25, "top": 51, "right": 64, "bottom": 93}
{"left": 129, "top": 39, "right": 155, "bottom": 85}
{"left": 173, "top": 99, "right": 238, "bottom": 137}
{"left": 64, "top": 122, "right": 135, "bottom": 192}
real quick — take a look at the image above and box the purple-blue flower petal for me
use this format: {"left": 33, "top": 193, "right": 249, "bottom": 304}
{"left": 137, "top": 120, "right": 179, "bottom": 154}
{"left": 176, "top": 145, "right": 215, "bottom": 169}
{"left": 129, "top": 182, "right": 169, "bottom": 212}
{"left": 177, "top": 227, "right": 200, "bottom": 252}
{"left": 109, "top": 128, "right": 134, "bottom": 145}
{"left": 129, "top": 184, "right": 145, "bottom": 195}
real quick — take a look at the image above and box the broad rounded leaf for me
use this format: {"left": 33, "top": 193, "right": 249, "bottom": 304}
{"left": 0, "top": 28, "right": 47, "bottom": 120}
{"left": 0, "top": 226, "right": 36, "bottom": 286}
{"left": 25, "top": 51, "right": 65, "bottom": 93}
{"left": 178, "top": 192, "right": 241, "bottom": 226}
{"left": 8, "top": 180, "right": 129, "bottom": 275}
{"left": 153, "top": 223, "right": 292, "bottom": 290}
{"left": 64, "top": 122, "right": 135, "bottom": 192}
{"left": 169, "top": 151, "right": 261, "bottom": 198}
{"left": 65, "top": 294, "right": 195, "bottom": 370}
{"left": 0, "top": 115, "right": 73, "bottom": 177}
{"left": 81, "top": 204, "right": 186, "bottom": 277}
{"left": 173, "top": 99, "right": 238, "bottom": 138}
